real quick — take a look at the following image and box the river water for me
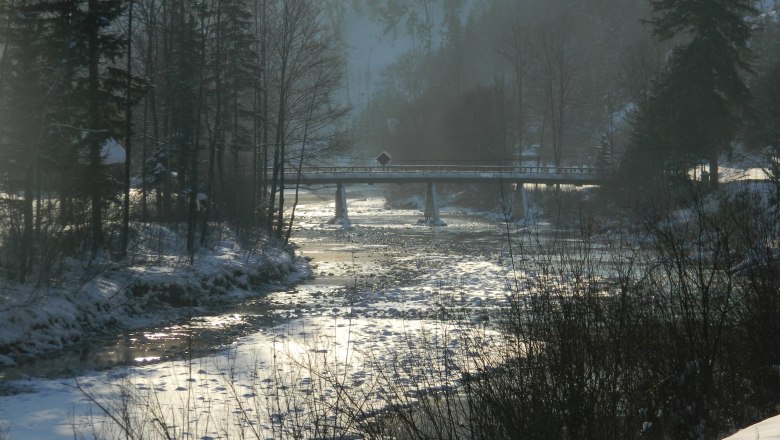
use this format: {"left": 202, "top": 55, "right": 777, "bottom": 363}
{"left": 0, "top": 185, "right": 570, "bottom": 439}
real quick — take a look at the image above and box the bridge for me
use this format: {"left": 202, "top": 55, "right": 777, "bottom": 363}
{"left": 274, "top": 165, "right": 613, "bottom": 227}
{"left": 282, "top": 165, "right": 612, "bottom": 185}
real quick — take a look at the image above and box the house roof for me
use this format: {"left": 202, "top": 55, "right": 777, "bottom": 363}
{"left": 101, "top": 138, "right": 126, "bottom": 164}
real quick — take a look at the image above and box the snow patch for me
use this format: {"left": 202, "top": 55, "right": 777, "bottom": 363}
{"left": 0, "top": 224, "right": 308, "bottom": 365}
{"left": 100, "top": 138, "right": 126, "bottom": 164}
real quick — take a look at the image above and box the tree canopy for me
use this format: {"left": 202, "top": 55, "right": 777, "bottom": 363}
{"left": 625, "top": 0, "right": 756, "bottom": 185}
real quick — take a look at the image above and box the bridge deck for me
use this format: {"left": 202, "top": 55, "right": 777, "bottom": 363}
{"left": 274, "top": 165, "right": 613, "bottom": 185}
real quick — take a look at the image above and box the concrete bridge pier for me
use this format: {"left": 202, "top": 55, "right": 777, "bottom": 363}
{"left": 496, "top": 182, "right": 514, "bottom": 220}
{"left": 423, "top": 182, "right": 446, "bottom": 226}
{"left": 510, "top": 184, "right": 524, "bottom": 221}
{"left": 331, "top": 182, "right": 350, "bottom": 228}
{"left": 511, "top": 184, "right": 534, "bottom": 225}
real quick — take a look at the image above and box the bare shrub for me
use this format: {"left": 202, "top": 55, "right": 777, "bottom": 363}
{"left": 75, "top": 183, "right": 780, "bottom": 440}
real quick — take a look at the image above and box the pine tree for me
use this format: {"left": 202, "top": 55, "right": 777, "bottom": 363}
{"left": 31, "top": 0, "right": 84, "bottom": 229}
{"left": 0, "top": 0, "right": 133, "bottom": 273}
{"left": 0, "top": 1, "right": 49, "bottom": 281}
{"left": 83, "top": 0, "right": 127, "bottom": 247}
{"left": 644, "top": 0, "right": 756, "bottom": 186}
{"left": 215, "top": 0, "right": 257, "bottom": 230}
{"left": 747, "top": 62, "right": 780, "bottom": 155}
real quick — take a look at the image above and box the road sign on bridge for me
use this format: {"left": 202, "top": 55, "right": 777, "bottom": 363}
{"left": 376, "top": 151, "right": 392, "bottom": 166}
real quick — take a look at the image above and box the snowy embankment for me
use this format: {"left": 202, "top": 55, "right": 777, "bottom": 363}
{"left": 724, "top": 415, "right": 780, "bottom": 439}
{"left": 0, "top": 197, "right": 515, "bottom": 440}
{"left": 0, "top": 224, "right": 309, "bottom": 367}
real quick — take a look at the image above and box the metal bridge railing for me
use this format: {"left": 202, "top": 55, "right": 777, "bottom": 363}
{"left": 273, "top": 165, "right": 614, "bottom": 176}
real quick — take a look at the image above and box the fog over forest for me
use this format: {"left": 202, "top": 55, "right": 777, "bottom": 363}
{"left": 2, "top": 1, "right": 780, "bottom": 439}
{"left": 0, "top": 0, "right": 779, "bottom": 249}
{"left": 340, "top": 0, "right": 779, "bottom": 171}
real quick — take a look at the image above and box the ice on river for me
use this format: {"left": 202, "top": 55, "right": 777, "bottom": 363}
{"left": 0, "top": 191, "right": 523, "bottom": 439}
{"left": 0, "top": 315, "right": 503, "bottom": 440}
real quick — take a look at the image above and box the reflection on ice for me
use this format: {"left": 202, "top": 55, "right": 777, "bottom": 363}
{"left": 63, "top": 316, "right": 505, "bottom": 439}
{"left": 0, "top": 186, "right": 561, "bottom": 439}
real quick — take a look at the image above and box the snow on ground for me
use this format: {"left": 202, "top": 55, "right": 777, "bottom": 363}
{"left": 0, "top": 315, "right": 502, "bottom": 439}
{"left": 0, "top": 194, "right": 520, "bottom": 439}
{"left": 0, "top": 223, "right": 308, "bottom": 367}
{"left": 3, "top": 184, "right": 773, "bottom": 439}
{"left": 724, "top": 415, "right": 780, "bottom": 439}
{"left": 0, "top": 259, "right": 509, "bottom": 438}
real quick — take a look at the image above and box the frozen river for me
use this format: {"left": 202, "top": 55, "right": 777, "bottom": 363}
{"left": 0, "top": 185, "right": 555, "bottom": 439}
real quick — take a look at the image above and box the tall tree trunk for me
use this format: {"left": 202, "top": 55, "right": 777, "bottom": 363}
{"left": 159, "top": 0, "right": 171, "bottom": 223}
{"left": 141, "top": 0, "right": 157, "bottom": 223}
{"left": 709, "top": 153, "right": 719, "bottom": 189}
{"left": 121, "top": 0, "right": 134, "bottom": 255}
{"left": 231, "top": 55, "right": 241, "bottom": 230}
{"left": 284, "top": 89, "right": 318, "bottom": 244}
{"left": 201, "top": 2, "right": 216, "bottom": 246}
{"left": 20, "top": 166, "right": 33, "bottom": 282}
{"left": 189, "top": 2, "right": 208, "bottom": 261}
{"left": 187, "top": 144, "right": 199, "bottom": 261}
{"left": 251, "top": 0, "right": 260, "bottom": 223}
{"left": 214, "top": 1, "right": 225, "bottom": 207}
{"left": 275, "top": 97, "right": 285, "bottom": 240}
{"left": 266, "top": 138, "right": 279, "bottom": 236}
{"left": 251, "top": 85, "right": 259, "bottom": 221}
{"left": 272, "top": 1, "right": 291, "bottom": 240}
{"left": 141, "top": 87, "right": 149, "bottom": 222}
{"left": 260, "top": 0, "right": 268, "bottom": 215}
{"left": 34, "top": 163, "right": 42, "bottom": 252}
{"left": 87, "top": 0, "right": 103, "bottom": 249}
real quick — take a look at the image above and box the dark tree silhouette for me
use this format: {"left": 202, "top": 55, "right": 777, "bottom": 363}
{"left": 630, "top": 0, "right": 756, "bottom": 186}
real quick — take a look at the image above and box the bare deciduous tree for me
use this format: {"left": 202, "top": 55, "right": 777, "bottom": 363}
{"left": 266, "top": 0, "right": 344, "bottom": 241}
{"left": 534, "top": 14, "right": 581, "bottom": 167}
{"left": 500, "top": 21, "right": 529, "bottom": 152}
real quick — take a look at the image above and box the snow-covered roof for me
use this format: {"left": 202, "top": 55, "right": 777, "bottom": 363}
{"left": 101, "top": 138, "right": 126, "bottom": 164}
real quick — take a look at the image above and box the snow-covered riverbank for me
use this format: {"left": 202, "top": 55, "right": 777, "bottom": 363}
{"left": 0, "top": 223, "right": 309, "bottom": 369}
{"left": 0, "top": 193, "right": 519, "bottom": 439}
{"left": 2, "top": 183, "right": 777, "bottom": 439}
